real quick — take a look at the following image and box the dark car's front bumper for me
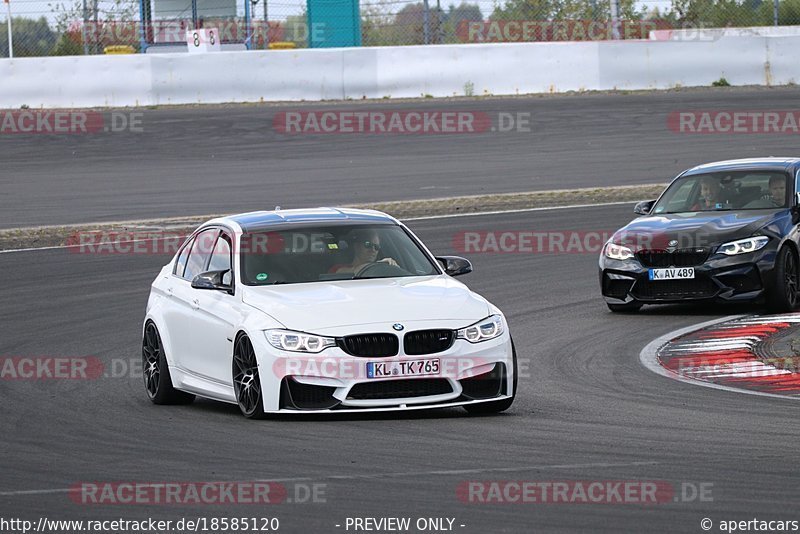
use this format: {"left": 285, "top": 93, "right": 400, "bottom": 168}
{"left": 599, "top": 245, "right": 779, "bottom": 305}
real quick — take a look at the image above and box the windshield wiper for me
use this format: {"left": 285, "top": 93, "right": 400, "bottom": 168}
{"left": 351, "top": 275, "right": 404, "bottom": 281}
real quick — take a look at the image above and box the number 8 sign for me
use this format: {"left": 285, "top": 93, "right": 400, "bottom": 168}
{"left": 186, "top": 28, "right": 221, "bottom": 53}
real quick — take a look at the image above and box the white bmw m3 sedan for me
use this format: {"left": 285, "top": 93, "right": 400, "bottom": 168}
{"left": 142, "top": 208, "right": 516, "bottom": 418}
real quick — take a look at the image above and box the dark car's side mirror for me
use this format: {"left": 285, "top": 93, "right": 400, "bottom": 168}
{"left": 792, "top": 193, "right": 800, "bottom": 224}
{"left": 436, "top": 256, "right": 473, "bottom": 277}
{"left": 191, "top": 270, "right": 234, "bottom": 295}
{"left": 633, "top": 200, "right": 656, "bottom": 216}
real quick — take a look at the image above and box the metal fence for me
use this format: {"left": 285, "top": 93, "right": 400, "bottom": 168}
{"left": 2, "top": 0, "right": 800, "bottom": 57}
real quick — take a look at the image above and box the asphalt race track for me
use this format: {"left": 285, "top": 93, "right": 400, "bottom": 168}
{"left": 3, "top": 205, "right": 800, "bottom": 533}
{"left": 2, "top": 87, "right": 800, "bottom": 228}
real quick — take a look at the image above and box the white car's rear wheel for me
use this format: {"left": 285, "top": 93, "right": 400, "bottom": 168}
{"left": 142, "top": 321, "right": 195, "bottom": 405}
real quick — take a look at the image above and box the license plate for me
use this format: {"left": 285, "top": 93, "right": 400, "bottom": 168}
{"left": 366, "top": 359, "right": 440, "bottom": 379}
{"left": 649, "top": 267, "right": 695, "bottom": 280}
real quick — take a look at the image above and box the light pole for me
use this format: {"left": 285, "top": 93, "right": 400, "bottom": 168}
{"left": 609, "top": 0, "right": 621, "bottom": 39}
{"left": 82, "top": 0, "right": 89, "bottom": 55}
{"left": 4, "top": 0, "right": 12, "bottom": 59}
{"left": 422, "top": 0, "right": 430, "bottom": 44}
{"left": 263, "top": 0, "right": 268, "bottom": 48}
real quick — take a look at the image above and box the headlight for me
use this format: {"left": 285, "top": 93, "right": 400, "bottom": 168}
{"left": 604, "top": 242, "right": 634, "bottom": 261}
{"left": 265, "top": 329, "right": 336, "bottom": 353}
{"left": 718, "top": 236, "right": 769, "bottom": 256}
{"left": 456, "top": 315, "right": 504, "bottom": 343}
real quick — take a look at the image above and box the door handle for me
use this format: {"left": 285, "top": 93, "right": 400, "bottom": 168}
{"left": 192, "top": 298, "right": 200, "bottom": 310}
{"left": 166, "top": 287, "right": 173, "bottom": 296}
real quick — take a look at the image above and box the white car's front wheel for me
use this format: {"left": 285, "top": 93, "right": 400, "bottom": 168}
{"left": 233, "top": 334, "right": 268, "bottom": 419}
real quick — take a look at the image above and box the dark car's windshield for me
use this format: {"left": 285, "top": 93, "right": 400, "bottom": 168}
{"left": 240, "top": 224, "right": 440, "bottom": 285}
{"left": 651, "top": 171, "right": 790, "bottom": 214}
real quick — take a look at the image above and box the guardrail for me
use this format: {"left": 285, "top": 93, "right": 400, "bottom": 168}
{"left": 1, "top": 35, "right": 796, "bottom": 108}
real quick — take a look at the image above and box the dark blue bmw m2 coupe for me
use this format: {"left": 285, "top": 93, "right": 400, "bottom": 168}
{"left": 600, "top": 158, "right": 800, "bottom": 312}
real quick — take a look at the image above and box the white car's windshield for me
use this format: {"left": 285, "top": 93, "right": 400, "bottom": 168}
{"left": 651, "top": 171, "right": 790, "bottom": 214}
{"left": 240, "top": 224, "right": 439, "bottom": 285}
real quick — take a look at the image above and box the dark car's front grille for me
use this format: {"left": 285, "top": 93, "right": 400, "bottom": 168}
{"left": 337, "top": 334, "right": 399, "bottom": 357}
{"left": 636, "top": 248, "right": 710, "bottom": 268}
{"left": 633, "top": 278, "right": 718, "bottom": 299}
{"left": 404, "top": 330, "right": 455, "bottom": 355}
{"left": 347, "top": 378, "right": 452, "bottom": 400}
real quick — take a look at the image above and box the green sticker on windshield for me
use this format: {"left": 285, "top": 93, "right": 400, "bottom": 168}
{"left": 256, "top": 273, "right": 268, "bottom": 281}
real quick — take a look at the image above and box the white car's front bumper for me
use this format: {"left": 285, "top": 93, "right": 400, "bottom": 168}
{"left": 252, "top": 330, "right": 515, "bottom": 413}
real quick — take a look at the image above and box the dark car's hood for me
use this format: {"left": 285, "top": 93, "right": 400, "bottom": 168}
{"left": 612, "top": 210, "right": 782, "bottom": 250}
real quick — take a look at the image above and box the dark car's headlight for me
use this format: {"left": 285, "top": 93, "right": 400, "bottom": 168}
{"left": 604, "top": 242, "right": 634, "bottom": 261}
{"left": 718, "top": 236, "right": 770, "bottom": 256}
{"left": 456, "top": 315, "right": 504, "bottom": 343}
{"left": 265, "top": 329, "right": 336, "bottom": 353}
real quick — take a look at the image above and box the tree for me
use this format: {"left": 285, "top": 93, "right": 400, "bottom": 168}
{"left": 669, "top": 0, "right": 758, "bottom": 25}
{"left": 362, "top": 0, "right": 399, "bottom": 45}
{"left": 0, "top": 17, "right": 57, "bottom": 57}
{"left": 442, "top": 2, "right": 483, "bottom": 42}
{"left": 491, "top": 0, "right": 642, "bottom": 22}
{"left": 362, "top": 1, "right": 442, "bottom": 45}
{"left": 48, "top": 0, "right": 138, "bottom": 54}
{"left": 666, "top": 0, "right": 800, "bottom": 26}
{"left": 448, "top": 2, "right": 483, "bottom": 23}
{"left": 776, "top": 0, "right": 800, "bottom": 23}
{"left": 392, "top": 3, "right": 444, "bottom": 44}
{"left": 51, "top": 29, "right": 86, "bottom": 55}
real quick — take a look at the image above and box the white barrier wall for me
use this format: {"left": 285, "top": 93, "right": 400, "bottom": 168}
{"left": 0, "top": 35, "right": 796, "bottom": 108}
{"left": 597, "top": 37, "right": 768, "bottom": 89}
{"left": 650, "top": 25, "right": 800, "bottom": 40}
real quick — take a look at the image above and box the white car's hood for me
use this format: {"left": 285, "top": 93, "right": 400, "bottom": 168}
{"left": 242, "top": 275, "right": 491, "bottom": 332}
